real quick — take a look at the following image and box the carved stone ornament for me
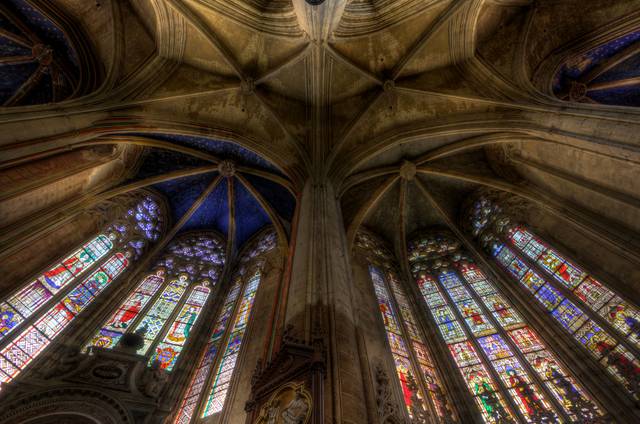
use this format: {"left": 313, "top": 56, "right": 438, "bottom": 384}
{"left": 245, "top": 325, "right": 325, "bottom": 424}
{"left": 374, "top": 364, "right": 404, "bottom": 424}
{"left": 0, "top": 343, "right": 171, "bottom": 424}
{"left": 255, "top": 382, "right": 312, "bottom": 424}
{"left": 0, "top": 387, "right": 134, "bottom": 424}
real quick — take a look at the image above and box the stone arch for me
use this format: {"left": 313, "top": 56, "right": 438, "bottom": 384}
{"left": 0, "top": 387, "right": 133, "bottom": 424}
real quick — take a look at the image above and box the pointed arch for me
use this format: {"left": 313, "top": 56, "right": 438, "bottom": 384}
{"left": 172, "top": 227, "right": 278, "bottom": 423}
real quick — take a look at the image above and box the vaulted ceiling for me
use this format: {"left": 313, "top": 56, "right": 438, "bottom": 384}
{"left": 1, "top": 0, "right": 640, "bottom": 284}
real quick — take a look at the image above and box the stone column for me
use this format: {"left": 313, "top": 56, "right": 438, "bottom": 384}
{"left": 284, "top": 180, "right": 368, "bottom": 423}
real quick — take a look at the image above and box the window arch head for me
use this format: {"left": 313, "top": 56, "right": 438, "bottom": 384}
{"left": 87, "top": 231, "right": 225, "bottom": 360}
{"left": 233, "top": 226, "right": 278, "bottom": 277}
{"left": 96, "top": 190, "right": 168, "bottom": 260}
{"left": 354, "top": 228, "right": 397, "bottom": 270}
{"left": 0, "top": 0, "right": 99, "bottom": 106}
{"left": 155, "top": 231, "right": 226, "bottom": 282}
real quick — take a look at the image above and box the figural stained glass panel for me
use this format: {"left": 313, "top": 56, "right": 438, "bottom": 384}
{"left": 0, "top": 235, "right": 113, "bottom": 342}
{"left": 0, "top": 253, "right": 128, "bottom": 385}
{"left": 410, "top": 232, "right": 603, "bottom": 422}
{"left": 134, "top": 276, "right": 190, "bottom": 355}
{"left": 150, "top": 283, "right": 211, "bottom": 371}
{"left": 492, "top": 242, "right": 640, "bottom": 398}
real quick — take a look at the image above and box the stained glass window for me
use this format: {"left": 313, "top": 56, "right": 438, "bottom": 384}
{"left": 150, "top": 283, "right": 211, "bottom": 371}
{"left": 133, "top": 275, "right": 191, "bottom": 355}
{"left": 409, "top": 232, "right": 603, "bottom": 422}
{"left": 173, "top": 228, "right": 276, "bottom": 421}
{"left": 202, "top": 272, "right": 261, "bottom": 416}
{"left": 1, "top": 235, "right": 112, "bottom": 342}
{"left": 0, "top": 193, "right": 164, "bottom": 387}
{"left": 0, "top": 253, "right": 129, "bottom": 385}
{"left": 174, "top": 281, "right": 242, "bottom": 424}
{"left": 370, "top": 267, "right": 426, "bottom": 414}
{"left": 88, "top": 232, "right": 225, "bottom": 367}
{"left": 506, "top": 227, "right": 640, "bottom": 351}
{"left": 356, "top": 230, "right": 452, "bottom": 419}
{"left": 87, "top": 271, "right": 165, "bottom": 350}
{"left": 492, "top": 242, "right": 640, "bottom": 398}
{"left": 465, "top": 196, "right": 640, "bottom": 402}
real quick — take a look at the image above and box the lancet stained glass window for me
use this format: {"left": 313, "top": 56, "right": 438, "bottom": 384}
{"left": 174, "top": 280, "right": 243, "bottom": 423}
{"left": 0, "top": 193, "right": 165, "bottom": 386}
{"left": 173, "top": 228, "right": 276, "bottom": 421}
{"left": 466, "top": 195, "right": 640, "bottom": 400}
{"left": 356, "top": 230, "right": 451, "bottom": 420}
{"left": 87, "top": 232, "right": 225, "bottom": 373}
{"left": 202, "top": 272, "right": 261, "bottom": 416}
{"left": 409, "top": 231, "right": 603, "bottom": 423}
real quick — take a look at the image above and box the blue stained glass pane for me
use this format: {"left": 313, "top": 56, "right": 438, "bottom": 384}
{"left": 478, "top": 335, "right": 513, "bottom": 361}
{"left": 507, "top": 258, "right": 528, "bottom": 280}
{"left": 534, "top": 285, "right": 564, "bottom": 311}
{"left": 496, "top": 246, "right": 515, "bottom": 267}
{"left": 552, "top": 300, "right": 588, "bottom": 332}
{"left": 439, "top": 272, "right": 463, "bottom": 289}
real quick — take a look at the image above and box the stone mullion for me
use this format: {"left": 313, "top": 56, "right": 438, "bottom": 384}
{"left": 191, "top": 272, "right": 250, "bottom": 422}
{"left": 0, "top": 236, "right": 116, "bottom": 354}
{"left": 498, "top": 231, "right": 640, "bottom": 362}
{"left": 400, "top": 263, "right": 481, "bottom": 423}
{"left": 378, "top": 262, "right": 441, "bottom": 423}
{"left": 450, "top": 267, "right": 571, "bottom": 422}
{"left": 467, "top": 239, "right": 635, "bottom": 420}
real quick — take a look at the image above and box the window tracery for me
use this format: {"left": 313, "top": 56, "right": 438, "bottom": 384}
{"left": 0, "top": 193, "right": 165, "bottom": 386}
{"left": 408, "top": 230, "right": 603, "bottom": 423}
{"left": 354, "top": 230, "right": 453, "bottom": 421}
{"left": 173, "top": 228, "right": 276, "bottom": 423}
{"left": 465, "top": 195, "right": 640, "bottom": 401}
{"left": 87, "top": 232, "right": 225, "bottom": 372}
